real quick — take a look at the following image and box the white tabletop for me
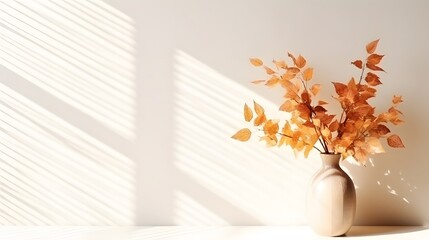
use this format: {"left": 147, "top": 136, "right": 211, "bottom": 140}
{"left": 0, "top": 226, "right": 427, "bottom": 240}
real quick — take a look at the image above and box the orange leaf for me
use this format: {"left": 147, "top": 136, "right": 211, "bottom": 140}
{"left": 318, "top": 100, "right": 328, "bottom": 105}
{"left": 392, "top": 95, "right": 403, "bottom": 104}
{"left": 231, "top": 128, "right": 252, "bottom": 141}
{"left": 253, "top": 100, "right": 264, "bottom": 116}
{"left": 279, "top": 100, "right": 295, "bottom": 112}
{"left": 351, "top": 60, "right": 363, "bottom": 69}
{"left": 303, "top": 121, "right": 315, "bottom": 128}
{"left": 263, "top": 120, "right": 280, "bottom": 135}
{"left": 366, "top": 39, "right": 380, "bottom": 54}
{"left": 321, "top": 127, "right": 331, "bottom": 139}
{"left": 287, "top": 52, "right": 297, "bottom": 65}
{"left": 273, "top": 59, "right": 287, "bottom": 69}
{"left": 260, "top": 135, "right": 278, "bottom": 147}
{"left": 314, "top": 105, "right": 327, "bottom": 114}
{"left": 251, "top": 80, "right": 266, "bottom": 84}
{"left": 365, "top": 72, "right": 382, "bottom": 86}
{"left": 264, "top": 66, "right": 276, "bottom": 75}
{"left": 387, "top": 134, "right": 405, "bottom": 148}
{"left": 295, "top": 55, "right": 306, "bottom": 68}
{"left": 303, "top": 67, "right": 314, "bottom": 81}
{"left": 254, "top": 113, "right": 267, "bottom": 126}
{"left": 332, "top": 82, "right": 347, "bottom": 96}
{"left": 329, "top": 119, "right": 339, "bottom": 132}
{"left": 366, "top": 62, "right": 385, "bottom": 72}
{"left": 296, "top": 103, "right": 311, "bottom": 120}
{"left": 354, "top": 147, "right": 368, "bottom": 164}
{"left": 250, "top": 58, "right": 263, "bottom": 67}
{"left": 265, "top": 76, "right": 280, "bottom": 87}
{"left": 244, "top": 103, "right": 253, "bottom": 122}
{"left": 367, "top": 54, "right": 384, "bottom": 65}
{"left": 376, "top": 124, "right": 391, "bottom": 136}
{"left": 310, "top": 84, "right": 321, "bottom": 96}
{"left": 367, "top": 137, "right": 385, "bottom": 153}
{"left": 301, "top": 91, "right": 311, "bottom": 104}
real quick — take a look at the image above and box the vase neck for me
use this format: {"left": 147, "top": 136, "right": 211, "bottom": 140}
{"left": 320, "top": 154, "right": 341, "bottom": 168}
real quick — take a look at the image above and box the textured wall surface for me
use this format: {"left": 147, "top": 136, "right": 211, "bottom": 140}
{"left": 1, "top": 0, "right": 428, "bottom": 225}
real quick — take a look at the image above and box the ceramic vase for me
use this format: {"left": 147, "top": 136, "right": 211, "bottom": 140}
{"left": 307, "top": 153, "right": 356, "bottom": 236}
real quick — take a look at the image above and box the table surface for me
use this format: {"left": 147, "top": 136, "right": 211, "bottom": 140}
{"left": 0, "top": 226, "right": 427, "bottom": 240}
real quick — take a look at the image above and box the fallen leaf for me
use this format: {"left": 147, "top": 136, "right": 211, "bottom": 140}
{"left": 231, "top": 128, "right": 252, "bottom": 141}
{"left": 387, "top": 134, "right": 405, "bottom": 148}
{"left": 250, "top": 58, "right": 263, "bottom": 67}
{"left": 244, "top": 103, "right": 253, "bottom": 122}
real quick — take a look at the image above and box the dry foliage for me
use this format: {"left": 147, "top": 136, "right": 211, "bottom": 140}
{"left": 232, "top": 39, "right": 405, "bottom": 164}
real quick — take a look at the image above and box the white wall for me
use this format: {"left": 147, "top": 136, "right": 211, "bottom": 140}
{"left": 0, "top": 0, "right": 428, "bottom": 226}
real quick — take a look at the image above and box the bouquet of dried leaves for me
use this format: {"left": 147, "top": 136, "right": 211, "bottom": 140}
{"left": 232, "top": 40, "right": 404, "bottom": 164}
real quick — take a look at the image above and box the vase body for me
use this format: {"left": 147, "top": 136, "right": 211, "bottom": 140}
{"left": 307, "top": 154, "right": 356, "bottom": 236}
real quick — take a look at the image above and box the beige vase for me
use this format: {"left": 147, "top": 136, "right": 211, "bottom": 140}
{"left": 307, "top": 153, "right": 356, "bottom": 236}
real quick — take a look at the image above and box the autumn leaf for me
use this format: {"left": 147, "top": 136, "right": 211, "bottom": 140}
{"left": 264, "top": 66, "right": 276, "bottom": 75}
{"left": 367, "top": 54, "right": 384, "bottom": 65}
{"left": 366, "top": 62, "right": 385, "bottom": 72}
{"left": 260, "top": 135, "right": 278, "bottom": 147}
{"left": 263, "top": 119, "right": 279, "bottom": 135}
{"left": 244, "top": 103, "right": 253, "bottom": 122}
{"left": 375, "top": 124, "right": 391, "bottom": 136}
{"left": 310, "top": 84, "right": 321, "bottom": 96}
{"left": 365, "top": 72, "right": 382, "bottom": 86}
{"left": 351, "top": 60, "right": 363, "bottom": 69}
{"left": 303, "top": 68, "right": 314, "bottom": 81}
{"left": 392, "top": 95, "right": 403, "bottom": 104}
{"left": 265, "top": 76, "right": 280, "bottom": 87}
{"left": 251, "top": 80, "right": 266, "bottom": 84}
{"left": 250, "top": 58, "right": 263, "bottom": 67}
{"left": 254, "top": 113, "right": 267, "bottom": 126}
{"left": 296, "top": 55, "right": 306, "bottom": 68}
{"left": 296, "top": 103, "right": 311, "bottom": 120}
{"left": 318, "top": 100, "right": 328, "bottom": 105}
{"left": 279, "top": 100, "right": 295, "bottom": 112}
{"left": 329, "top": 119, "right": 339, "bottom": 132}
{"left": 332, "top": 82, "right": 347, "bottom": 96}
{"left": 354, "top": 148, "right": 368, "bottom": 164}
{"left": 253, "top": 100, "right": 264, "bottom": 116}
{"left": 367, "top": 137, "right": 385, "bottom": 153}
{"left": 366, "top": 39, "right": 380, "bottom": 54}
{"left": 287, "top": 52, "right": 297, "bottom": 65}
{"left": 301, "top": 91, "right": 311, "bottom": 104}
{"left": 387, "top": 134, "right": 405, "bottom": 148}
{"left": 231, "top": 128, "right": 252, "bottom": 141}
{"left": 273, "top": 59, "right": 287, "bottom": 69}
